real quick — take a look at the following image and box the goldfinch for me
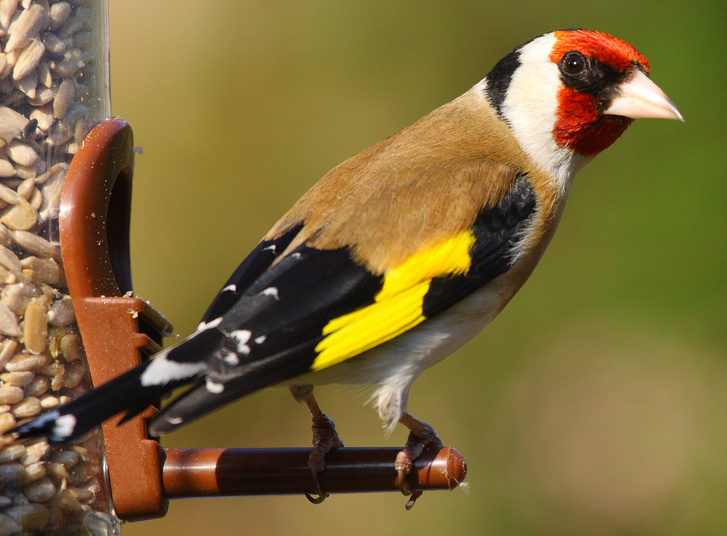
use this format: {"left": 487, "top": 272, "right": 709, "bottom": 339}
{"left": 14, "top": 29, "right": 683, "bottom": 503}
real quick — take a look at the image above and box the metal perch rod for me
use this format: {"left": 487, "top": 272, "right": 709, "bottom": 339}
{"left": 163, "top": 446, "right": 467, "bottom": 498}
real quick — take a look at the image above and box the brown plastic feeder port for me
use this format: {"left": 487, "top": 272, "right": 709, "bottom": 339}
{"left": 62, "top": 119, "right": 467, "bottom": 522}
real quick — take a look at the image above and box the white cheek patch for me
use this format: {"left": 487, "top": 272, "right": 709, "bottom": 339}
{"left": 498, "top": 33, "right": 587, "bottom": 190}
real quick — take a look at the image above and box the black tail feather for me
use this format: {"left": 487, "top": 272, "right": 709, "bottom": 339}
{"left": 11, "top": 359, "right": 193, "bottom": 443}
{"left": 148, "top": 339, "right": 319, "bottom": 436}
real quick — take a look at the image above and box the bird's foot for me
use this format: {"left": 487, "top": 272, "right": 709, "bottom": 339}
{"left": 395, "top": 413, "right": 443, "bottom": 510}
{"left": 303, "top": 392, "right": 343, "bottom": 504}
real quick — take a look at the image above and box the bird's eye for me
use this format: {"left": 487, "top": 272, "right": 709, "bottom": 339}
{"left": 562, "top": 51, "right": 587, "bottom": 76}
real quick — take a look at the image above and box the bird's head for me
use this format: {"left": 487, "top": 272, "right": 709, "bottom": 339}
{"left": 483, "top": 29, "right": 683, "bottom": 187}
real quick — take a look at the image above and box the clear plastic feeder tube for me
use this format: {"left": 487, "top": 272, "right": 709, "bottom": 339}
{"left": 0, "top": 0, "right": 118, "bottom": 534}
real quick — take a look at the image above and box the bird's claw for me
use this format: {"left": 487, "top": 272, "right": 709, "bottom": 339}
{"left": 404, "top": 490, "right": 423, "bottom": 510}
{"left": 304, "top": 487, "right": 328, "bottom": 505}
{"left": 395, "top": 415, "right": 443, "bottom": 509}
{"left": 305, "top": 406, "right": 344, "bottom": 504}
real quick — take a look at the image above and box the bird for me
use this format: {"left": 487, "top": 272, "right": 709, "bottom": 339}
{"left": 13, "top": 29, "right": 683, "bottom": 506}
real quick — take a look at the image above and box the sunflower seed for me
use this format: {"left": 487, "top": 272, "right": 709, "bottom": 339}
{"left": 0, "top": 442, "right": 23, "bottom": 462}
{"left": 45, "top": 460, "right": 68, "bottom": 480}
{"left": 0, "top": 370, "right": 33, "bottom": 386}
{"left": 48, "top": 1, "right": 70, "bottom": 31}
{"left": 0, "top": 338, "right": 16, "bottom": 368}
{"left": 0, "top": 196, "right": 37, "bottom": 230}
{"left": 46, "top": 361, "right": 63, "bottom": 390}
{"left": 37, "top": 394, "right": 57, "bottom": 409}
{"left": 0, "top": 386, "right": 22, "bottom": 404}
{"left": 22, "top": 460, "right": 45, "bottom": 482}
{"left": 5, "top": 3, "right": 45, "bottom": 52}
{"left": 37, "top": 162, "right": 66, "bottom": 222}
{"left": 0, "top": 514, "right": 20, "bottom": 536}
{"left": 0, "top": 411, "right": 14, "bottom": 433}
{"left": 49, "top": 46, "right": 83, "bottom": 77}
{"left": 12, "top": 35, "right": 44, "bottom": 80}
{"left": 0, "top": 157, "right": 12, "bottom": 176}
{"left": 5, "top": 352, "right": 49, "bottom": 372}
{"left": 40, "top": 29, "right": 64, "bottom": 53}
{"left": 0, "top": 461, "right": 24, "bottom": 481}
{"left": 29, "top": 102, "right": 53, "bottom": 131}
{"left": 0, "top": 0, "right": 20, "bottom": 32}
{"left": 24, "top": 475, "right": 56, "bottom": 502}
{"left": 9, "top": 229, "right": 61, "bottom": 260}
{"left": 62, "top": 358, "right": 83, "bottom": 388}
{"left": 0, "top": 265, "right": 19, "bottom": 287}
{"left": 48, "top": 297, "right": 74, "bottom": 326}
{"left": 16, "top": 176, "right": 33, "bottom": 198}
{"left": 28, "top": 186, "right": 41, "bottom": 210}
{"left": 23, "top": 373, "right": 49, "bottom": 397}
{"left": 14, "top": 68, "right": 37, "bottom": 97}
{"left": 52, "top": 76, "right": 74, "bottom": 118}
{"left": 59, "top": 332, "right": 81, "bottom": 361}
{"left": 36, "top": 57, "right": 51, "bottom": 86}
{"left": 11, "top": 395, "right": 40, "bottom": 417}
{"left": 0, "top": 104, "right": 29, "bottom": 141}
{"left": 51, "top": 448, "right": 78, "bottom": 468}
{"left": 18, "top": 440, "right": 47, "bottom": 465}
{"left": 27, "top": 81, "right": 55, "bottom": 104}
{"left": 21, "top": 255, "right": 59, "bottom": 284}
{"left": 0, "top": 300, "right": 20, "bottom": 336}
{"left": 57, "top": 11, "right": 89, "bottom": 40}
{"left": 47, "top": 114, "right": 71, "bottom": 144}
{"left": 0, "top": 244, "right": 21, "bottom": 272}
{"left": 23, "top": 299, "right": 47, "bottom": 354}
{"left": 2, "top": 282, "right": 40, "bottom": 313}
{"left": 71, "top": 29, "right": 91, "bottom": 49}
{"left": 0, "top": 225, "right": 8, "bottom": 248}
{"left": 6, "top": 139, "right": 38, "bottom": 166}
{"left": 4, "top": 503, "right": 50, "bottom": 532}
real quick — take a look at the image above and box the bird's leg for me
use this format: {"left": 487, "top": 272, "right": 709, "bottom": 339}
{"left": 290, "top": 385, "right": 344, "bottom": 504}
{"left": 395, "top": 412, "right": 443, "bottom": 509}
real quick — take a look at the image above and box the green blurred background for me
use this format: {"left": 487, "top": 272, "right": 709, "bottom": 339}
{"left": 107, "top": 1, "right": 727, "bottom": 534}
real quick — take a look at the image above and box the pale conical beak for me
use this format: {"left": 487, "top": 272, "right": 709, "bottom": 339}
{"left": 604, "top": 69, "right": 684, "bottom": 122}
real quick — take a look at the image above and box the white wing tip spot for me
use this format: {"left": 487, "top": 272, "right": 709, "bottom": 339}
{"left": 54, "top": 414, "right": 77, "bottom": 440}
{"left": 206, "top": 378, "right": 225, "bottom": 394}
{"left": 140, "top": 355, "right": 205, "bottom": 386}
{"left": 222, "top": 349, "right": 240, "bottom": 366}
{"left": 230, "top": 330, "right": 252, "bottom": 355}
{"left": 196, "top": 317, "right": 222, "bottom": 332}
{"left": 262, "top": 287, "right": 280, "bottom": 300}
{"left": 222, "top": 284, "right": 237, "bottom": 293}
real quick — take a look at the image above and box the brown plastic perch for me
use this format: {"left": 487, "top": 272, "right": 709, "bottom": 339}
{"left": 61, "top": 119, "right": 467, "bottom": 521}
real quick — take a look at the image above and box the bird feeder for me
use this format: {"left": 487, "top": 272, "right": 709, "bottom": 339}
{"left": 1, "top": 2, "right": 466, "bottom": 534}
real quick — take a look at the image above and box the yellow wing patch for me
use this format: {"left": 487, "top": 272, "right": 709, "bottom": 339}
{"left": 312, "top": 229, "right": 475, "bottom": 371}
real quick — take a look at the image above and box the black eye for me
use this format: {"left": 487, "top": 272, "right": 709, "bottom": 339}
{"left": 562, "top": 51, "right": 587, "bottom": 76}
